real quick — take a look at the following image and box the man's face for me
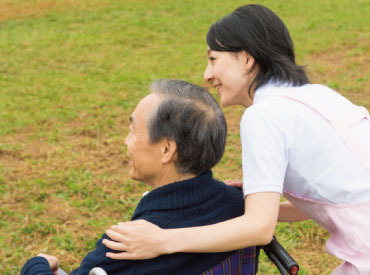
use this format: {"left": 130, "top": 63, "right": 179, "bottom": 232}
{"left": 125, "top": 94, "right": 163, "bottom": 185}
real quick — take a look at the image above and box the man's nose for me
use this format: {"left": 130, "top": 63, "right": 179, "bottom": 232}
{"left": 124, "top": 134, "right": 129, "bottom": 146}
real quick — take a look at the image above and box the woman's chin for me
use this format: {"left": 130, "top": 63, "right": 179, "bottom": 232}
{"left": 220, "top": 98, "right": 232, "bottom": 107}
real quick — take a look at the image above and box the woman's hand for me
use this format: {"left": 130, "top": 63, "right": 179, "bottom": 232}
{"left": 224, "top": 179, "right": 243, "bottom": 189}
{"left": 103, "top": 219, "right": 168, "bottom": 260}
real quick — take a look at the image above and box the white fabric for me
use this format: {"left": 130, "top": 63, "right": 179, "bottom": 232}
{"left": 89, "top": 267, "right": 108, "bottom": 275}
{"left": 57, "top": 269, "right": 68, "bottom": 275}
{"left": 241, "top": 83, "right": 370, "bottom": 204}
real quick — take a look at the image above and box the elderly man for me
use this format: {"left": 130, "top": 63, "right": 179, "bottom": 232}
{"left": 21, "top": 79, "right": 257, "bottom": 275}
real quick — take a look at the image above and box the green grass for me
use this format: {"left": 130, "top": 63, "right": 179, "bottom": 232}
{"left": 0, "top": 0, "right": 369, "bottom": 274}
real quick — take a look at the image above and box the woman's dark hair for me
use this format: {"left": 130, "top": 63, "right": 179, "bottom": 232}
{"left": 207, "top": 4, "right": 310, "bottom": 97}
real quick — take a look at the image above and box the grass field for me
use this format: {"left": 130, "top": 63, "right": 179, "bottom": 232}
{"left": 0, "top": 0, "right": 369, "bottom": 274}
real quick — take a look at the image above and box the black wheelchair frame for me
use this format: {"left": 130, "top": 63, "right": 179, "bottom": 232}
{"left": 262, "top": 236, "right": 299, "bottom": 275}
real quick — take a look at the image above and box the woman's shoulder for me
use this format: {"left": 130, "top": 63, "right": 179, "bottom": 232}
{"left": 242, "top": 83, "right": 337, "bottom": 123}
{"left": 241, "top": 97, "right": 296, "bottom": 127}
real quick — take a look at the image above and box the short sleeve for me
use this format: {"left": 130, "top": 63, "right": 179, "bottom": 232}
{"left": 240, "top": 106, "right": 288, "bottom": 196}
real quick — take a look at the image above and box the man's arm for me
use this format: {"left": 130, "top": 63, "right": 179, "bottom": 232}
{"left": 68, "top": 233, "right": 132, "bottom": 275}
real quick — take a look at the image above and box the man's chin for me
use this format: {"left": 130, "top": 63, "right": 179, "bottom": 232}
{"left": 128, "top": 169, "right": 135, "bottom": 180}
{"left": 129, "top": 171, "right": 141, "bottom": 182}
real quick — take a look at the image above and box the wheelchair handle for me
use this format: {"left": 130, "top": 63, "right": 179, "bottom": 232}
{"left": 262, "top": 236, "right": 299, "bottom": 275}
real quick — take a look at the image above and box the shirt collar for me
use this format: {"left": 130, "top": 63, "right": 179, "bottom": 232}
{"left": 253, "top": 81, "right": 292, "bottom": 104}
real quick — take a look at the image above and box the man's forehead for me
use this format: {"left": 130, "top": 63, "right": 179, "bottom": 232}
{"left": 130, "top": 94, "right": 161, "bottom": 122}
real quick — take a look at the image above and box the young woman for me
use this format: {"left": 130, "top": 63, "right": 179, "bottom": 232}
{"left": 103, "top": 4, "right": 370, "bottom": 274}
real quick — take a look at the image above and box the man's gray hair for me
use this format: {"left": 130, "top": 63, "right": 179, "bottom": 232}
{"left": 148, "top": 79, "right": 227, "bottom": 175}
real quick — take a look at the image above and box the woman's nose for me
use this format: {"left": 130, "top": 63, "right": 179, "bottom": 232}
{"left": 203, "top": 64, "right": 213, "bottom": 82}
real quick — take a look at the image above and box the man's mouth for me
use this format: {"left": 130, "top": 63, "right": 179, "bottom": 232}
{"left": 126, "top": 153, "right": 132, "bottom": 165}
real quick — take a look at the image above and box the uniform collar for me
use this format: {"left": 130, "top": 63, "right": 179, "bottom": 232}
{"left": 253, "top": 81, "right": 292, "bottom": 104}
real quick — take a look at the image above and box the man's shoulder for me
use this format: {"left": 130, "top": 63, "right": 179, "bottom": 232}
{"left": 211, "top": 179, "right": 245, "bottom": 211}
{"left": 134, "top": 178, "right": 245, "bottom": 227}
{"left": 221, "top": 182, "right": 244, "bottom": 203}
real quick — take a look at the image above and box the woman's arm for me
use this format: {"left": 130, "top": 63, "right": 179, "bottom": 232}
{"left": 278, "top": 201, "right": 310, "bottom": 222}
{"left": 103, "top": 192, "right": 280, "bottom": 260}
{"left": 224, "top": 182, "right": 309, "bottom": 221}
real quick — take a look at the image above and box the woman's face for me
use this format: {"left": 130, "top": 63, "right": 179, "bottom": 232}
{"left": 204, "top": 48, "right": 254, "bottom": 107}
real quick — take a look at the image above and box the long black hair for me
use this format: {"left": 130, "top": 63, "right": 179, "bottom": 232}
{"left": 207, "top": 4, "right": 310, "bottom": 97}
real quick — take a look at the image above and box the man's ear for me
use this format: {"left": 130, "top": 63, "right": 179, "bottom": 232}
{"left": 161, "top": 138, "right": 177, "bottom": 164}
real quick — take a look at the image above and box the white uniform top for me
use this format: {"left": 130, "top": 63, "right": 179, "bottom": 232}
{"left": 241, "top": 82, "right": 370, "bottom": 204}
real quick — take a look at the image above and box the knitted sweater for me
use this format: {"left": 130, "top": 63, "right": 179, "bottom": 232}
{"left": 21, "top": 171, "right": 248, "bottom": 275}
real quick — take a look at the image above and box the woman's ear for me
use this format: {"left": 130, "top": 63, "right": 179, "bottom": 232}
{"left": 161, "top": 138, "right": 177, "bottom": 164}
{"left": 243, "top": 52, "right": 255, "bottom": 72}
